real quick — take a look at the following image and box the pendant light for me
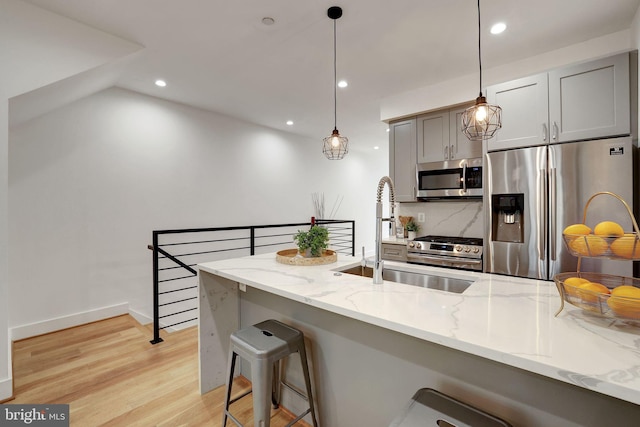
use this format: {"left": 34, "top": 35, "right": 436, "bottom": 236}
{"left": 461, "top": 0, "right": 502, "bottom": 141}
{"left": 323, "top": 6, "right": 349, "bottom": 160}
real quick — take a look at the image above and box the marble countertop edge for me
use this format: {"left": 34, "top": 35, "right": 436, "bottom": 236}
{"left": 197, "top": 253, "right": 640, "bottom": 406}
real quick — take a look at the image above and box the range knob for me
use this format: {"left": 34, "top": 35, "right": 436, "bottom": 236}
{"left": 455, "top": 245, "right": 462, "bottom": 252}
{"left": 473, "top": 247, "right": 480, "bottom": 253}
{"left": 409, "top": 242, "right": 415, "bottom": 248}
{"left": 416, "top": 243, "right": 422, "bottom": 249}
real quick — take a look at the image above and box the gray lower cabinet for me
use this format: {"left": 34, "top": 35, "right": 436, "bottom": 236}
{"left": 381, "top": 243, "right": 407, "bottom": 262}
{"left": 389, "top": 118, "right": 417, "bottom": 202}
{"left": 487, "top": 51, "right": 632, "bottom": 151}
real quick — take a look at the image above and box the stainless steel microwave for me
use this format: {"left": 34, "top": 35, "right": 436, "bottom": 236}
{"left": 416, "top": 158, "right": 483, "bottom": 199}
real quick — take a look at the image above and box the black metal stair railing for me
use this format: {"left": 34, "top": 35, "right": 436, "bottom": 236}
{"left": 148, "top": 219, "right": 355, "bottom": 344}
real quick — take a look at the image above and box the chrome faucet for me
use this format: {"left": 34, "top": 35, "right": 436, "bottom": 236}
{"left": 374, "top": 176, "right": 396, "bottom": 284}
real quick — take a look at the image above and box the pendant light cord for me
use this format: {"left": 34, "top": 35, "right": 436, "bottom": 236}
{"left": 333, "top": 18, "right": 338, "bottom": 130}
{"left": 477, "top": 0, "right": 482, "bottom": 97}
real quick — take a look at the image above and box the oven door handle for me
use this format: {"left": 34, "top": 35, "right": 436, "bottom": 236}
{"left": 407, "top": 253, "right": 482, "bottom": 268}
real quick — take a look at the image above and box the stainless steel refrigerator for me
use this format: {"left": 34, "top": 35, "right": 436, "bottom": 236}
{"left": 485, "top": 136, "right": 635, "bottom": 280}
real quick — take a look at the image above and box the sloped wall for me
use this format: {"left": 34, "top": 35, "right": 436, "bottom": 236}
{"left": 8, "top": 87, "right": 386, "bottom": 334}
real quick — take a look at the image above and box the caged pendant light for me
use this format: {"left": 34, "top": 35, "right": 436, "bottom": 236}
{"left": 461, "top": 0, "right": 502, "bottom": 141}
{"left": 322, "top": 6, "right": 349, "bottom": 160}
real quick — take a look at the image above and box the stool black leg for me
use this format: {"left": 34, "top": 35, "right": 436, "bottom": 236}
{"left": 271, "top": 361, "right": 280, "bottom": 409}
{"left": 297, "top": 343, "right": 319, "bottom": 427}
{"left": 222, "top": 350, "right": 237, "bottom": 427}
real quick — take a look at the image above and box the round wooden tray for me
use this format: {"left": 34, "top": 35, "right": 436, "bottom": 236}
{"left": 276, "top": 249, "right": 337, "bottom": 266}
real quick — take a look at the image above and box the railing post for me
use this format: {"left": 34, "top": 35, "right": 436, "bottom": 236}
{"left": 150, "top": 231, "right": 164, "bottom": 344}
{"left": 351, "top": 220, "right": 356, "bottom": 256}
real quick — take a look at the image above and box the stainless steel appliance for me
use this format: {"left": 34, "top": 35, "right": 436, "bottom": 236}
{"left": 407, "top": 235, "right": 483, "bottom": 271}
{"left": 416, "top": 158, "right": 483, "bottom": 200}
{"left": 486, "top": 136, "right": 634, "bottom": 280}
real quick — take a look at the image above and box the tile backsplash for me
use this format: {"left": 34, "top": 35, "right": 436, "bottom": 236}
{"left": 396, "top": 201, "right": 483, "bottom": 238}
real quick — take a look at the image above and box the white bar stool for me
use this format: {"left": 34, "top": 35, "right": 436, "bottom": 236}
{"left": 222, "top": 319, "right": 319, "bottom": 427}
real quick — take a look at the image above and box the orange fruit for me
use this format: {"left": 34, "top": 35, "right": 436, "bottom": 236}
{"left": 611, "top": 285, "right": 640, "bottom": 298}
{"left": 569, "top": 234, "right": 609, "bottom": 256}
{"left": 576, "top": 282, "right": 610, "bottom": 303}
{"left": 608, "top": 285, "right": 640, "bottom": 319}
{"left": 563, "top": 224, "right": 592, "bottom": 236}
{"left": 594, "top": 221, "right": 624, "bottom": 237}
{"left": 610, "top": 235, "right": 640, "bottom": 259}
{"left": 562, "top": 277, "right": 590, "bottom": 297}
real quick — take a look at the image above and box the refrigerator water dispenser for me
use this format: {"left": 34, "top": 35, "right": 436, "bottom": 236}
{"left": 492, "top": 194, "right": 524, "bottom": 243}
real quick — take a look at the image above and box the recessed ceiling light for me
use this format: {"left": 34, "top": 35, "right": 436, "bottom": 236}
{"left": 262, "top": 17, "right": 275, "bottom": 26}
{"left": 386, "top": 128, "right": 390, "bottom": 132}
{"left": 338, "top": 80, "right": 348, "bottom": 88}
{"left": 155, "top": 79, "right": 167, "bottom": 87}
{"left": 286, "top": 120, "right": 294, "bottom": 126}
{"left": 373, "top": 146, "right": 380, "bottom": 150}
{"left": 490, "top": 22, "right": 506, "bottom": 34}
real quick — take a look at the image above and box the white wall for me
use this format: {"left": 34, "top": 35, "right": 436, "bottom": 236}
{"left": 0, "top": 98, "right": 10, "bottom": 400}
{"left": 381, "top": 30, "right": 633, "bottom": 121}
{"left": 632, "top": 5, "right": 640, "bottom": 136}
{"left": 8, "top": 87, "right": 387, "bottom": 333}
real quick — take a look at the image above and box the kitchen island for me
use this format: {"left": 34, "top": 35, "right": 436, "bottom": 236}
{"left": 198, "top": 252, "right": 640, "bottom": 426}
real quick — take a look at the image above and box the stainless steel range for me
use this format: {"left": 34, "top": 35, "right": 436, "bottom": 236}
{"left": 407, "top": 235, "right": 483, "bottom": 271}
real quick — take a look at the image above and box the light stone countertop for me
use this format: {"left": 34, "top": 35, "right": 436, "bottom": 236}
{"left": 197, "top": 252, "right": 640, "bottom": 406}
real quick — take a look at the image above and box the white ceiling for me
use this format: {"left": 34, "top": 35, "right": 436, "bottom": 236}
{"left": 16, "top": 0, "right": 640, "bottom": 150}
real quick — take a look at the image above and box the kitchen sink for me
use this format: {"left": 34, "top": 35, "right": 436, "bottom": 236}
{"left": 338, "top": 265, "right": 472, "bottom": 294}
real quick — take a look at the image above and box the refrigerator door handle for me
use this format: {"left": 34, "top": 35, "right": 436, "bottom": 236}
{"left": 539, "top": 168, "right": 547, "bottom": 261}
{"left": 549, "top": 167, "right": 557, "bottom": 261}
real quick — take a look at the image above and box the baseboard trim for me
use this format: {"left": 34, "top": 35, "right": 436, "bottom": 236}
{"left": 0, "top": 376, "right": 12, "bottom": 402}
{"left": 128, "top": 308, "right": 151, "bottom": 326}
{"left": 9, "top": 303, "right": 130, "bottom": 341}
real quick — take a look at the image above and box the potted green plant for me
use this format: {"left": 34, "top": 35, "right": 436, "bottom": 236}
{"left": 294, "top": 225, "right": 330, "bottom": 257}
{"left": 405, "top": 220, "right": 420, "bottom": 240}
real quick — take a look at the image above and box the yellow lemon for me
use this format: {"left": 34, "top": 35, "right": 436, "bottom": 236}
{"left": 607, "top": 286, "right": 640, "bottom": 319}
{"left": 563, "top": 224, "right": 592, "bottom": 235}
{"left": 610, "top": 235, "right": 640, "bottom": 259}
{"left": 576, "top": 282, "right": 610, "bottom": 303}
{"left": 611, "top": 285, "right": 640, "bottom": 298}
{"left": 594, "top": 221, "right": 624, "bottom": 237}
{"left": 569, "top": 234, "right": 609, "bottom": 256}
{"left": 562, "top": 277, "right": 590, "bottom": 297}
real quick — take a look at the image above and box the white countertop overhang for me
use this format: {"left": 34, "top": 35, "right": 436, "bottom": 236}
{"left": 198, "top": 253, "right": 640, "bottom": 406}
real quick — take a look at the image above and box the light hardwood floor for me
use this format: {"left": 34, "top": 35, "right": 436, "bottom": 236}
{"left": 9, "top": 315, "right": 308, "bottom": 427}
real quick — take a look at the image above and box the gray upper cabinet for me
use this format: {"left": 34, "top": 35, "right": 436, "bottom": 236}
{"left": 549, "top": 53, "right": 630, "bottom": 142}
{"left": 417, "top": 110, "right": 449, "bottom": 163}
{"left": 449, "top": 104, "right": 482, "bottom": 159}
{"left": 487, "top": 52, "right": 631, "bottom": 151}
{"left": 417, "top": 104, "right": 480, "bottom": 162}
{"left": 486, "top": 73, "right": 549, "bottom": 151}
{"left": 389, "top": 118, "right": 417, "bottom": 202}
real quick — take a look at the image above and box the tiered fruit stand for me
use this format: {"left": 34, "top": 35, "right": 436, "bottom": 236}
{"left": 554, "top": 192, "right": 640, "bottom": 321}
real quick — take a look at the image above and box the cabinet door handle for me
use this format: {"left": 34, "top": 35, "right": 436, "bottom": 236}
{"left": 542, "top": 123, "right": 547, "bottom": 141}
{"left": 444, "top": 145, "right": 449, "bottom": 160}
{"left": 552, "top": 121, "right": 558, "bottom": 141}
{"left": 450, "top": 144, "right": 455, "bottom": 159}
